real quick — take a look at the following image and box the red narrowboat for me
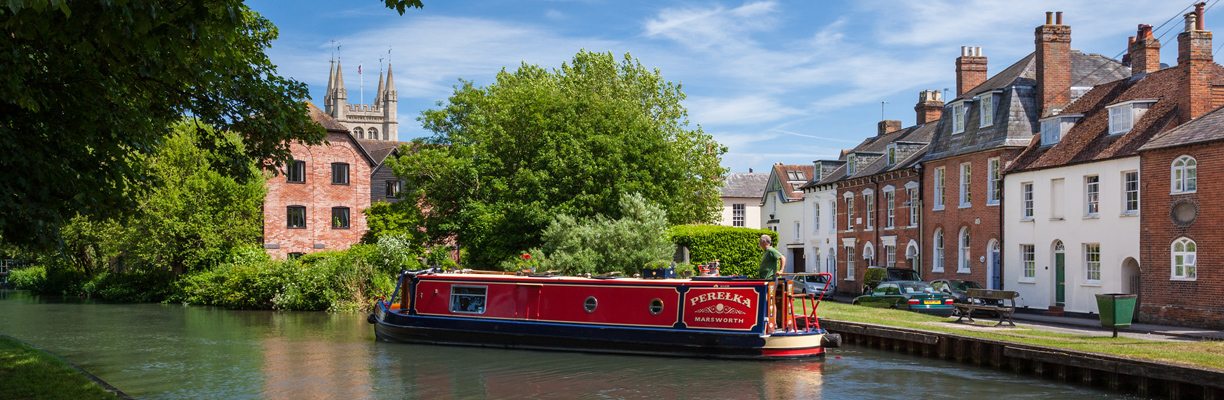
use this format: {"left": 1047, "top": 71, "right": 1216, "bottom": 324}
{"left": 370, "top": 271, "right": 840, "bottom": 359}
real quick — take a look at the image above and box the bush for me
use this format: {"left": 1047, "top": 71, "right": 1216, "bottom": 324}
{"left": 8, "top": 260, "right": 89, "bottom": 296}
{"left": 8, "top": 266, "right": 46, "bottom": 292}
{"left": 669, "top": 225, "right": 778, "bottom": 277}
{"left": 536, "top": 193, "right": 673, "bottom": 276}
{"left": 82, "top": 269, "right": 178, "bottom": 302}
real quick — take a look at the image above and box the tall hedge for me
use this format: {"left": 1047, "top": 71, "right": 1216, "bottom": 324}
{"left": 669, "top": 225, "right": 778, "bottom": 277}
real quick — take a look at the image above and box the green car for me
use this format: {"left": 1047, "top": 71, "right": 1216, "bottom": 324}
{"left": 851, "top": 281, "right": 956, "bottom": 317}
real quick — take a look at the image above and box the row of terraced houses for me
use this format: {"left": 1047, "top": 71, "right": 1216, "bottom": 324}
{"left": 734, "top": 7, "right": 1224, "bottom": 328}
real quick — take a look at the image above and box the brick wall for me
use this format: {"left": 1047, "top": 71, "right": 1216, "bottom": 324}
{"left": 1139, "top": 142, "right": 1224, "bottom": 329}
{"left": 263, "top": 132, "right": 371, "bottom": 257}
{"left": 921, "top": 148, "right": 1021, "bottom": 287}
{"left": 835, "top": 169, "right": 923, "bottom": 294}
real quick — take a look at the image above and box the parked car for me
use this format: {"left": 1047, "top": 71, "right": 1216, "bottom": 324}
{"left": 930, "top": 279, "right": 1000, "bottom": 315}
{"left": 861, "top": 266, "right": 923, "bottom": 295}
{"left": 851, "top": 281, "right": 956, "bottom": 317}
{"left": 784, "top": 274, "right": 832, "bottom": 297}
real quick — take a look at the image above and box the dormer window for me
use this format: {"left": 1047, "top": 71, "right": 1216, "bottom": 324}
{"left": 887, "top": 145, "right": 897, "bottom": 166}
{"left": 1107, "top": 100, "right": 1156, "bottom": 135}
{"left": 787, "top": 170, "right": 806, "bottom": 181}
{"left": 1040, "top": 115, "right": 1082, "bottom": 146}
{"left": 847, "top": 154, "right": 857, "bottom": 175}
{"left": 980, "top": 93, "right": 997, "bottom": 127}
{"left": 952, "top": 102, "right": 966, "bottom": 133}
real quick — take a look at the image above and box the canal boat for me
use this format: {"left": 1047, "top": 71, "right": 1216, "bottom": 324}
{"left": 370, "top": 270, "right": 840, "bottom": 359}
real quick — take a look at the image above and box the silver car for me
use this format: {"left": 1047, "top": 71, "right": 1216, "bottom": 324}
{"left": 786, "top": 274, "right": 832, "bottom": 296}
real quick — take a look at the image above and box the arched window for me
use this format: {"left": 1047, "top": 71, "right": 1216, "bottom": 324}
{"left": 958, "top": 227, "right": 971, "bottom": 273}
{"left": 368, "top": 127, "right": 379, "bottom": 140}
{"left": 1172, "top": 156, "right": 1197, "bottom": 193}
{"left": 1172, "top": 237, "right": 1197, "bottom": 280}
{"left": 353, "top": 127, "right": 365, "bottom": 139}
{"left": 863, "top": 242, "right": 875, "bottom": 266}
{"left": 933, "top": 229, "right": 944, "bottom": 272}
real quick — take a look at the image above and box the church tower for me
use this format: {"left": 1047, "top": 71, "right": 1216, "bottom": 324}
{"left": 324, "top": 58, "right": 397, "bottom": 141}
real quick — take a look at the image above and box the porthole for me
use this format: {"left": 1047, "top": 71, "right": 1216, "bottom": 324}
{"left": 649, "top": 298, "right": 664, "bottom": 315}
{"left": 584, "top": 296, "right": 597, "bottom": 313}
{"left": 1171, "top": 199, "right": 1198, "bottom": 227}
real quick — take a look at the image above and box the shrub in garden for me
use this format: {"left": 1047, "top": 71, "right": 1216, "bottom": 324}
{"left": 535, "top": 193, "right": 673, "bottom": 276}
{"left": 669, "top": 225, "right": 778, "bottom": 276}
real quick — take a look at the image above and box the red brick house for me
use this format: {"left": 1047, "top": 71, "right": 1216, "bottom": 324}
{"left": 811, "top": 92, "right": 939, "bottom": 294}
{"left": 920, "top": 12, "right": 1128, "bottom": 289}
{"left": 263, "top": 103, "right": 377, "bottom": 257}
{"left": 1135, "top": 7, "right": 1224, "bottom": 327}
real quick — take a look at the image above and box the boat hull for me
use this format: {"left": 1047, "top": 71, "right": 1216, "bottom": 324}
{"left": 373, "top": 306, "right": 826, "bottom": 359}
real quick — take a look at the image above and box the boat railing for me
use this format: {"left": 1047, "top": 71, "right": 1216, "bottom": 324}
{"left": 778, "top": 272, "right": 833, "bottom": 333}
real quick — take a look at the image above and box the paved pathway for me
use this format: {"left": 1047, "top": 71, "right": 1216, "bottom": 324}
{"left": 823, "top": 293, "right": 1224, "bottom": 342}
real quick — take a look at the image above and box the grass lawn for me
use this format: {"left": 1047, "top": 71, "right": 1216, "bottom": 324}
{"left": 0, "top": 336, "right": 122, "bottom": 400}
{"left": 808, "top": 300, "right": 1224, "bottom": 371}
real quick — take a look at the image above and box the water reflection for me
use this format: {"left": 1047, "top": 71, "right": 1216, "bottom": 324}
{"left": 0, "top": 290, "right": 1132, "bottom": 399}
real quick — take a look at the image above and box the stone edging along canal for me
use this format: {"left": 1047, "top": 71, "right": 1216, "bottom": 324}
{"left": 1, "top": 334, "right": 133, "bottom": 400}
{"left": 820, "top": 319, "right": 1223, "bottom": 400}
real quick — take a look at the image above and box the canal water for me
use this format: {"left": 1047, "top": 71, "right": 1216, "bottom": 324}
{"left": 0, "top": 290, "right": 1135, "bottom": 399}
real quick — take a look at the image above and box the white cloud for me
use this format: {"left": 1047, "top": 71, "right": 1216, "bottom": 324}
{"left": 686, "top": 95, "right": 805, "bottom": 126}
{"left": 545, "top": 9, "right": 565, "bottom": 20}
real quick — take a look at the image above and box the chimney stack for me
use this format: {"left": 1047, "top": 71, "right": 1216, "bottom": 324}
{"left": 915, "top": 90, "right": 944, "bottom": 125}
{"left": 1179, "top": 2, "right": 1214, "bottom": 121}
{"left": 878, "top": 120, "right": 902, "bottom": 136}
{"left": 955, "top": 46, "right": 988, "bottom": 96}
{"left": 1129, "top": 24, "right": 1161, "bottom": 75}
{"left": 1035, "top": 11, "right": 1072, "bottom": 116}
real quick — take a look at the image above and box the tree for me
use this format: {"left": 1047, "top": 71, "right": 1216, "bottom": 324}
{"left": 0, "top": 0, "right": 422, "bottom": 248}
{"left": 391, "top": 50, "right": 727, "bottom": 268}
{"left": 538, "top": 193, "right": 674, "bottom": 276}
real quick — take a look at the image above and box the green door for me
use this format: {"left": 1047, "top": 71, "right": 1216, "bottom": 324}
{"left": 1055, "top": 253, "right": 1065, "bottom": 307}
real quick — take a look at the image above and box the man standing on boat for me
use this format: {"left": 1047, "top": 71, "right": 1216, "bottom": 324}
{"left": 758, "top": 235, "right": 785, "bottom": 280}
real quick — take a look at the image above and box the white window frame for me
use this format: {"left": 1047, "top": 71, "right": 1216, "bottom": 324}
{"left": 980, "top": 92, "right": 996, "bottom": 127}
{"left": 1085, "top": 175, "right": 1100, "bottom": 217}
{"left": 957, "top": 227, "right": 971, "bottom": 273}
{"left": 1172, "top": 237, "right": 1197, "bottom": 280}
{"left": 884, "top": 189, "right": 896, "bottom": 229}
{"left": 864, "top": 192, "right": 875, "bottom": 230}
{"left": 847, "top": 153, "right": 857, "bottom": 175}
{"left": 885, "top": 245, "right": 897, "bottom": 268}
{"left": 933, "top": 228, "right": 945, "bottom": 273}
{"left": 959, "top": 163, "right": 972, "bottom": 208}
{"left": 794, "top": 221, "right": 801, "bottom": 242}
{"left": 952, "top": 102, "right": 966, "bottom": 133}
{"left": 987, "top": 158, "right": 1001, "bottom": 205}
{"left": 887, "top": 145, "right": 897, "bottom": 166}
{"left": 844, "top": 193, "right": 855, "bottom": 231}
{"left": 846, "top": 246, "right": 856, "bottom": 280}
{"left": 1040, "top": 117, "right": 1061, "bottom": 146}
{"left": 732, "top": 203, "right": 745, "bottom": 227}
{"left": 1084, "top": 243, "right": 1101, "bottom": 283}
{"left": 813, "top": 202, "right": 820, "bottom": 232}
{"left": 863, "top": 241, "right": 876, "bottom": 265}
{"left": 829, "top": 200, "right": 837, "bottom": 231}
{"left": 1108, "top": 104, "right": 1134, "bottom": 135}
{"left": 1172, "top": 155, "right": 1198, "bottom": 194}
{"left": 1021, "top": 244, "right": 1036, "bottom": 281}
{"left": 1022, "top": 182, "right": 1034, "bottom": 219}
{"left": 934, "top": 167, "right": 946, "bottom": 210}
{"left": 908, "top": 187, "right": 919, "bottom": 227}
{"left": 1123, "top": 171, "right": 1139, "bottom": 215}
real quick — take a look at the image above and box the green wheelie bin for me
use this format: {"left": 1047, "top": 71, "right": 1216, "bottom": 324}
{"left": 1095, "top": 293, "right": 1137, "bottom": 337}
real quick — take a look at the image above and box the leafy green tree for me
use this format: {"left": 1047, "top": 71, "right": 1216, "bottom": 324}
{"left": 0, "top": 0, "right": 422, "bottom": 247}
{"left": 392, "top": 50, "right": 726, "bottom": 268}
{"left": 536, "top": 193, "right": 674, "bottom": 276}
{"left": 118, "top": 120, "right": 267, "bottom": 273}
{"left": 361, "top": 200, "right": 428, "bottom": 252}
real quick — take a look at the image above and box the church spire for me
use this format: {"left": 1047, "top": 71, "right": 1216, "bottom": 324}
{"left": 325, "top": 59, "right": 336, "bottom": 114}
{"left": 334, "top": 60, "right": 347, "bottom": 98}
{"left": 384, "top": 62, "right": 395, "bottom": 95}
{"left": 375, "top": 68, "right": 385, "bottom": 106}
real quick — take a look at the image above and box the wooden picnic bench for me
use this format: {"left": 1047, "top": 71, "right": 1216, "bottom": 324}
{"left": 954, "top": 289, "right": 1018, "bottom": 327}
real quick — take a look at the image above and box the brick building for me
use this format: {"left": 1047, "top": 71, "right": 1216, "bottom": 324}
{"left": 921, "top": 12, "right": 1128, "bottom": 290}
{"left": 1135, "top": 5, "right": 1224, "bottom": 328}
{"left": 808, "top": 91, "right": 939, "bottom": 294}
{"left": 263, "top": 103, "right": 377, "bottom": 257}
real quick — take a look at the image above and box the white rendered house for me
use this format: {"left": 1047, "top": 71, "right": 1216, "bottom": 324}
{"left": 760, "top": 163, "right": 814, "bottom": 273}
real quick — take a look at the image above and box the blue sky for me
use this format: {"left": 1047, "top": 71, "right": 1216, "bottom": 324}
{"left": 249, "top": 0, "right": 1215, "bottom": 173}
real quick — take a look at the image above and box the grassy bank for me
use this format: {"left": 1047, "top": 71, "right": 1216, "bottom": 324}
{"left": 0, "top": 336, "right": 123, "bottom": 400}
{"left": 811, "top": 300, "right": 1224, "bottom": 371}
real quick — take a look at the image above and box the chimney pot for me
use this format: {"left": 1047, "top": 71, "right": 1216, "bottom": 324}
{"left": 749, "top": 168, "right": 753, "bottom": 173}
{"left": 1056, "top": 11, "right": 1063, "bottom": 25}
{"left": 1197, "top": 2, "right": 1207, "bottom": 30}
{"left": 1045, "top": 11, "right": 1053, "bottom": 25}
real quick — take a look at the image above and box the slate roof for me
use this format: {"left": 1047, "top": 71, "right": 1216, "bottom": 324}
{"left": 924, "top": 51, "right": 1130, "bottom": 162}
{"left": 719, "top": 172, "right": 770, "bottom": 198}
{"left": 305, "top": 102, "right": 377, "bottom": 167}
{"left": 766, "top": 164, "right": 815, "bottom": 202}
{"left": 357, "top": 140, "right": 410, "bottom": 165}
{"left": 1008, "top": 66, "right": 1184, "bottom": 172}
{"left": 807, "top": 122, "right": 937, "bottom": 187}
{"left": 1141, "top": 101, "right": 1224, "bottom": 151}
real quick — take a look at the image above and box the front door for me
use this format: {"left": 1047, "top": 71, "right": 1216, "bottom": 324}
{"left": 1055, "top": 253, "right": 1066, "bottom": 307}
{"left": 792, "top": 248, "right": 805, "bottom": 273}
{"left": 991, "top": 248, "right": 1002, "bottom": 290}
